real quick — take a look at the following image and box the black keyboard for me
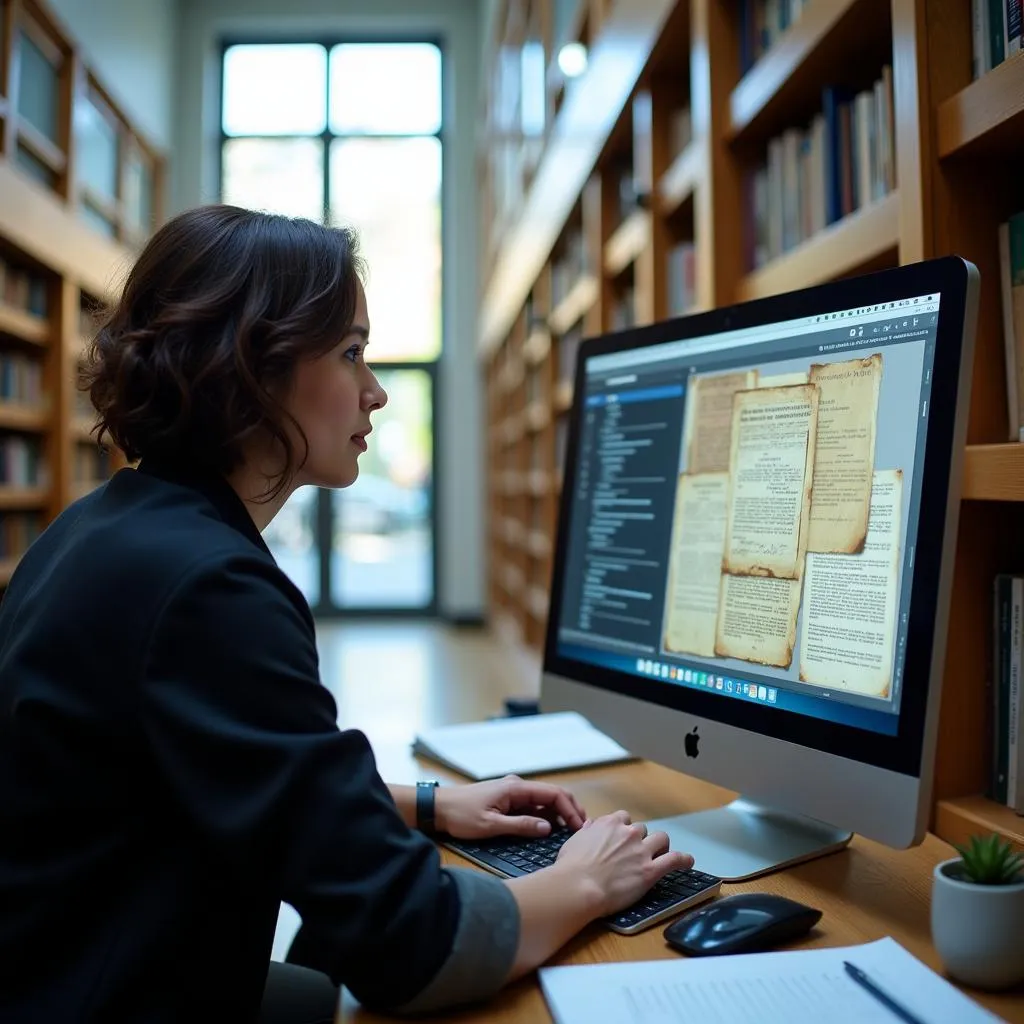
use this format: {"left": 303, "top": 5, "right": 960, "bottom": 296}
{"left": 442, "top": 827, "right": 721, "bottom": 935}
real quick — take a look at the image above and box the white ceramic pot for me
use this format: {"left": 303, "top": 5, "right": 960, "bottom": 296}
{"left": 931, "top": 857, "right": 1024, "bottom": 990}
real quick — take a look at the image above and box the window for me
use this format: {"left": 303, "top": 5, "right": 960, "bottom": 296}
{"left": 220, "top": 40, "right": 443, "bottom": 614}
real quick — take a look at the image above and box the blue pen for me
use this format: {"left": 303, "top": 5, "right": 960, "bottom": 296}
{"left": 844, "top": 960, "right": 928, "bottom": 1024}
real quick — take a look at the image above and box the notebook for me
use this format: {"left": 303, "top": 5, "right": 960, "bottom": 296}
{"left": 539, "top": 936, "right": 1001, "bottom": 1024}
{"left": 411, "top": 711, "right": 633, "bottom": 780}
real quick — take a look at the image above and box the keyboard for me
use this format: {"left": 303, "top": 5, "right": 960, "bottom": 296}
{"left": 442, "top": 827, "right": 721, "bottom": 935}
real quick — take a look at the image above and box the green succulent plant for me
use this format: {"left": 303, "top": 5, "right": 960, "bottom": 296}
{"left": 952, "top": 833, "right": 1024, "bottom": 886}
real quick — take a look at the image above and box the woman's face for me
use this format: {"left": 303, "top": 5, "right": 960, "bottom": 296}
{"left": 285, "top": 283, "right": 387, "bottom": 489}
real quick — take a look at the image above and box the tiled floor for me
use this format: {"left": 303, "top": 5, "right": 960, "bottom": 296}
{"left": 272, "top": 619, "right": 537, "bottom": 960}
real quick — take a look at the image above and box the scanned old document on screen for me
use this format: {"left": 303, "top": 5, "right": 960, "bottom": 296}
{"left": 663, "top": 473, "right": 729, "bottom": 657}
{"left": 798, "top": 468, "right": 903, "bottom": 697}
{"left": 722, "top": 384, "right": 819, "bottom": 580}
{"left": 806, "top": 354, "right": 882, "bottom": 554}
{"left": 758, "top": 370, "right": 808, "bottom": 388}
{"left": 684, "top": 370, "right": 757, "bottom": 473}
{"left": 715, "top": 574, "right": 803, "bottom": 668}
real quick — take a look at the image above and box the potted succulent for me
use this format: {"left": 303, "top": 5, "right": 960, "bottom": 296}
{"left": 931, "top": 833, "right": 1024, "bottom": 990}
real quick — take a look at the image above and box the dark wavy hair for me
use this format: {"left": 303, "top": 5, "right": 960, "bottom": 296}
{"left": 81, "top": 204, "right": 364, "bottom": 498}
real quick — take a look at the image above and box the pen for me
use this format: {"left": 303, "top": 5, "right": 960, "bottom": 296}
{"left": 843, "top": 960, "right": 928, "bottom": 1024}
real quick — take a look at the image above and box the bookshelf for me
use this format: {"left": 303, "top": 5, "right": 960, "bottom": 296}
{"left": 477, "top": 0, "right": 1024, "bottom": 852}
{"left": 0, "top": 0, "right": 164, "bottom": 592}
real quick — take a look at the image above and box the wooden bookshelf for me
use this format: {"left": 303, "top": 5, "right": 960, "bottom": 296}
{"left": 658, "top": 140, "right": 702, "bottom": 216}
{"left": 0, "top": 303, "right": 49, "bottom": 346}
{"left": 0, "top": 485, "right": 49, "bottom": 510}
{"left": 936, "top": 50, "right": 1024, "bottom": 159}
{"left": 728, "top": 0, "right": 890, "bottom": 143}
{"left": 961, "top": 444, "right": 1024, "bottom": 501}
{"left": 0, "top": 0, "right": 164, "bottom": 590}
{"left": 478, "top": 0, "right": 1024, "bottom": 853}
{"left": 738, "top": 191, "right": 900, "bottom": 301}
{"left": 0, "top": 402, "right": 49, "bottom": 432}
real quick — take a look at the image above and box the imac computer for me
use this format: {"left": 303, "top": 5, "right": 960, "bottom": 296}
{"left": 540, "top": 256, "right": 979, "bottom": 882}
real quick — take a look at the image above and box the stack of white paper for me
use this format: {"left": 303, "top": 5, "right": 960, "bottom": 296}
{"left": 540, "top": 936, "right": 1001, "bottom": 1023}
{"left": 411, "top": 711, "right": 632, "bottom": 780}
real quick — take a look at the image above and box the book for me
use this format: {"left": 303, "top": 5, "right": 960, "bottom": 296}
{"left": 411, "top": 711, "right": 633, "bottom": 780}
{"left": 539, "top": 936, "right": 999, "bottom": 1024}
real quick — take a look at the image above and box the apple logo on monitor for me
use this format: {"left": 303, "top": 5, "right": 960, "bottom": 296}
{"left": 684, "top": 727, "right": 700, "bottom": 758}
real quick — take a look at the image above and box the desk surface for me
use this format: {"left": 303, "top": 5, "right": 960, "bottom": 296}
{"left": 340, "top": 755, "right": 1024, "bottom": 1023}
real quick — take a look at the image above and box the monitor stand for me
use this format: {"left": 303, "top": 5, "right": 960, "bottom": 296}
{"left": 646, "top": 797, "right": 853, "bottom": 883}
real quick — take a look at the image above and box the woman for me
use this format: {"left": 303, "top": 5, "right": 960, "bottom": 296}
{"left": 0, "top": 206, "right": 690, "bottom": 1022}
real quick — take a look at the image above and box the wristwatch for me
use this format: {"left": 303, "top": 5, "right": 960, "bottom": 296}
{"left": 416, "top": 780, "right": 440, "bottom": 834}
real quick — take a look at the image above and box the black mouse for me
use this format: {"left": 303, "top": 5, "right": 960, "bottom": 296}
{"left": 663, "top": 892, "right": 822, "bottom": 957}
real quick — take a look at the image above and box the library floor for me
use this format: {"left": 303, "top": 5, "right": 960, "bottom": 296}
{"left": 272, "top": 619, "right": 535, "bottom": 960}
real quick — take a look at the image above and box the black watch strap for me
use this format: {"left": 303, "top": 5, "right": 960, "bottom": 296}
{"left": 416, "top": 780, "right": 439, "bottom": 833}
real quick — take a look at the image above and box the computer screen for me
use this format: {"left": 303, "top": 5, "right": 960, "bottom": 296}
{"left": 541, "top": 258, "right": 977, "bottom": 870}
{"left": 553, "top": 292, "right": 941, "bottom": 738}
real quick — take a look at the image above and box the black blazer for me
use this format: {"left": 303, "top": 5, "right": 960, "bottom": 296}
{"left": 0, "top": 461, "right": 461, "bottom": 1021}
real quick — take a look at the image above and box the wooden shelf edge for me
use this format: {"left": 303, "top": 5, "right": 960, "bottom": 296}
{"left": 935, "top": 795, "right": 1024, "bottom": 855}
{"left": 738, "top": 191, "right": 899, "bottom": 302}
{"left": 0, "top": 485, "right": 49, "bottom": 510}
{"left": 962, "top": 443, "right": 1024, "bottom": 501}
{"left": 548, "top": 274, "right": 599, "bottom": 335}
{"left": 0, "top": 303, "right": 49, "bottom": 346}
{"left": 0, "top": 402, "right": 49, "bottom": 432}
{"left": 728, "top": 0, "right": 860, "bottom": 140}
{"left": 554, "top": 379, "right": 574, "bottom": 414}
{"left": 657, "top": 140, "right": 703, "bottom": 216}
{"left": 937, "top": 51, "right": 1024, "bottom": 159}
{"left": 603, "top": 209, "right": 651, "bottom": 277}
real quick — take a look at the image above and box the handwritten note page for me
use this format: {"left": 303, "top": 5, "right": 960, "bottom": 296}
{"left": 663, "top": 473, "right": 729, "bottom": 657}
{"left": 684, "top": 370, "right": 757, "bottom": 474}
{"left": 806, "top": 354, "right": 883, "bottom": 554}
{"left": 539, "top": 937, "right": 1000, "bottom": 1024}
{"left": 722, "top": 384, "right": 819, "bottom": 580}
{"left": 799, "top": 469, "right": 903, "bottom": 697}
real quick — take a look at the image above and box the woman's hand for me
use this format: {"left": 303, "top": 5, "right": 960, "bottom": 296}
{"left": 434, "top": 774, "right": 586, "bottom": 839}
{"left": 553, "top": 810, "right": 693, "bottom": 917}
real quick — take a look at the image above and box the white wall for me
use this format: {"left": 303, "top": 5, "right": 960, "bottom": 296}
{"left": 47, "top": 0, "right": 178, "bottom": 149}
{"left": 174, "top": 0, "right": 485, "bottom": 620}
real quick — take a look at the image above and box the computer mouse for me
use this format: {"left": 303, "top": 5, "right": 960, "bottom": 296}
{"left": 663, "top": 892, "right": 822, "bottom": 957}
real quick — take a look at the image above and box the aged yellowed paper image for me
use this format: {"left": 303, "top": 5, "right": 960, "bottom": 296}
{"left": 714, "top": 574, "right": 803, "bottom": 669}
{"left": 684, "top": 370, "right": 757, "bottom": 474}
{"left": 721, "top": 384, "right": 819, "bottom": 580}
{"left": 806, "top": 354, "right": 883, "bottom": 554}
{"left": 798, "top": 468, "right": 903, "bottom": 697}
{"left": 758, "top": 370, "right": 808, "bottom": 388}
{"left": 663, "top": 473, "right": 729, "bottom": 657}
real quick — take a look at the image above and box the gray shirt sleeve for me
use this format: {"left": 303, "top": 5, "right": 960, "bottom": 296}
{"left": 394, "top": 866, "right": 520, "bottom": 1014}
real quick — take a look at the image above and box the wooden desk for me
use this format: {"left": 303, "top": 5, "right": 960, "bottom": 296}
{"left": 340, "top": 755, "right": 1024, "bottom": 1023}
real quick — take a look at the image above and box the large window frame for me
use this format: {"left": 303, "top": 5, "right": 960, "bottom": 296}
{"left": 217, "top": 34, "right": 445, "bottom": 618}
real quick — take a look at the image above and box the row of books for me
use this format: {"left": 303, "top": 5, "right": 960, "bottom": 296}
{"left": 738, "top": 0, "right": 811, "bottom": 75}
{"left": 990, "top": 574, "right": 1024, "bottom": 814}
{"left": 999, "top": 211, "right": 1024, "bottom": 441}
{"left": 0, "top": 437, "right": 46, "bottom": 487}
{"left": 746, "top": 69, "right": 896, "bottom": 270}
{"left": 0, "top": 353, "right": 44, "bottom": 405}
{"left": 972, "top": 0, "right": 1023, "bottom": 80}
{"left": 0, "top": 256, "right": 48, "bottom": 319}
{"left": 551, "top": 229, "right": 589, "bottom": 311}
{"left": 0, "top": 513, "right": 42, "bottom": 560}
{"left": 667, "top": 242, "right": 697, "bottom": 320}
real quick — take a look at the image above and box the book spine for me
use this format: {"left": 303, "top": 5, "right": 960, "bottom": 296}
{"left": 1009, "top": 212, "right": 1024, "bottom": 442}
{"left": 994, "top": 574, "right": 1010, "bottom": 804}
{"left": 974, "top": 0, "right": 990, "bottom": 77}
{"left": 1007, "top": 0, "right": 1022, "bottom": 54}
{"left": 991, "top": 0, "right": 1007, "bottom": 66}
{"left": 998, "top": 222, "right": 1020, "bottom": 440}
{"left": 1010, "top": 577, "right": 1023, "bottom": 811}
